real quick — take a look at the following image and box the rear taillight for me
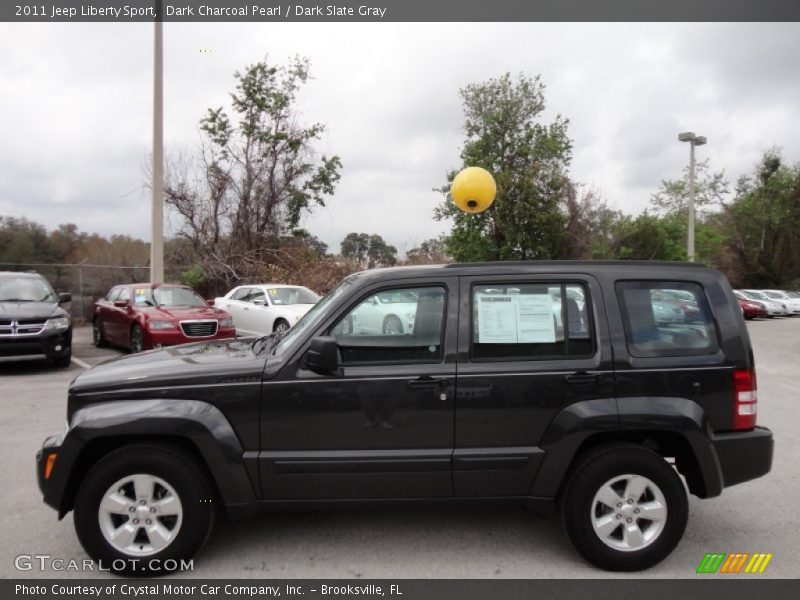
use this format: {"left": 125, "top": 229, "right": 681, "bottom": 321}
{"left": 733, "top": 368, "right": 758, "bottom": 430}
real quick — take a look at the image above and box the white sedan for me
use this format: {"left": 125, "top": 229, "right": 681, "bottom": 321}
{"left": 348, "top": 289, "right": 419, "bottom": 335}
{"left": 213, "top": 284, "right": 320, "bottom": 336}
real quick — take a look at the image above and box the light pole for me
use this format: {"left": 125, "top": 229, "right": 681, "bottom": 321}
{"left": 678, "top": 131, "right": 706, "bottom": 262}
{"left": 150, "top": 1, "right": 164, "bottom": 284}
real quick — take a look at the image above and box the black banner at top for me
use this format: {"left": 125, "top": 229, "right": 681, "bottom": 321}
{"left": 3, "top": 0, "right": 800, "bottom": 23}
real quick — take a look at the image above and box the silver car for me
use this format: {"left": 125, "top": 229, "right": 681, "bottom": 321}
{"left": 739, "top": 290, "right": 788, "bottom": 316}
{"left": 761, "top": 290, "right": 800, "bottom": 315}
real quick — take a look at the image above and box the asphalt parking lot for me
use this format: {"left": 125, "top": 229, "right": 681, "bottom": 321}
{"left": 1, "top": 320, "right": 798, "bottom": 579}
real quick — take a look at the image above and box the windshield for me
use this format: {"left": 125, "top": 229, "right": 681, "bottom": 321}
{"left": 744, "top": 291, "right": 766, "bottom": 300}
{"left": 272, "top": 278, "right": 355, "bottom": 355}
{"left": 267, "top": 287, "right": 319, "bottom": 305}
{"left": 0, "top": 276, "right": 57, "bottom": 302}
{"left": 788, "top": 292, "right": 800, "bottom": 298}
{"left": 765, "top": 292, "right": 784, "bottom": 299}
{"left": 133, "top": 286, "right": 207, "bottom": 307}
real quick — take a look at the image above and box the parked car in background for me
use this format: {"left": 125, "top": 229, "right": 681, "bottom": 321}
{"left": 0, "top": 271, "right": 72, "bottom": 367}
{"left": 737, "top": 290, "right": 788, "bottom": 317}
{"left": 761, "top": 290, "right": 800, "bottom": 315}
{"left": 657, "top": 289, "right": 703, "bottom": 322}
{"left": 214, "top": 284, "right": 320, "bottom": 336}
{"left": 733, "top": 293, "right": 767, "bottom": 320}
{"left": 93, "top": 283, "right": 235, "bottom": 353}
{"left": 340, "top": 288, "right": 420, "bottom": 335}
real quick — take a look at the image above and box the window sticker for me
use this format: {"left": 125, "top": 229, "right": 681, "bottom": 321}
{"left": 516, "top": 294, "right": 557, "bottom": 343}
{"left": 476, "top": 293, "right": 556, "bottom": 344}
{"left": 477, "top": 295, "right": 517, "bottom": 343}
{"left": 134, "top": 288, "right": 148, "bottom": 304}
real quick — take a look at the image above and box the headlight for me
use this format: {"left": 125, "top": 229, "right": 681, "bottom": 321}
{"left": 43, "top": 316, "right": 70, "bottom": 331}
{"left": 218, "top": 317, "right": 234, "bottom": 328}
{"left": 405, "top": 312, "right": 416, "bottom": 321}
{"left": 149, "top": 320, "right": 176, "bottom": 330}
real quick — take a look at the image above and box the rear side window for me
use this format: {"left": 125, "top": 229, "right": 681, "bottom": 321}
{"left": 616, "top": 281, "right": 719, "bottom": 358}
{"left": 471, "top": 282, "right": 593, "bottom": 360}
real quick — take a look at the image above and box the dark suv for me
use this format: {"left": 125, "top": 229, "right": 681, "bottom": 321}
{"left": 0, "top": 271, "right": 72, "bottom": 367}
{"left": 36, "top": 262, "right": 773, "bottom": 573}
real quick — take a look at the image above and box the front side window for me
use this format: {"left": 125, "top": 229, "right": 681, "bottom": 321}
{"left": 330, "top": 286, "right": 446, "bottom": 364}
{"left": 616, "top": 281, "right": 718, "bottom": 358}
{"left": 267, "top": 287, "right": 319, "bottom": 305}
{"left": 247, "top": 289, "right": 267, "bottom": 304}
{"left": 471, "top": 282, "right": 593, "bottom": 360}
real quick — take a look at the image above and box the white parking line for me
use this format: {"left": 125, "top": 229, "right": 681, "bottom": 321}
{"left": 71, "top": 356, "right": 92, "bottom": 370}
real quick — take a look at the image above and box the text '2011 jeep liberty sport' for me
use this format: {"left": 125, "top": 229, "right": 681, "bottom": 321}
{"left": 37, "top": 261, "right": 773, "bottom": 574}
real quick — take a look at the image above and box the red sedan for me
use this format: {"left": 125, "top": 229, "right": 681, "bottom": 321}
{"left": 92, "top": 283, "right": 236, "bottom": 353}
{"left": 737, "top": 297, "right": 767, "bottom": 320}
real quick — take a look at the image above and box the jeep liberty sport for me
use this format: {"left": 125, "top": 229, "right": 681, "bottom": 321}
{"left": 36, "top": 261, "right": 773, "bottom": 574}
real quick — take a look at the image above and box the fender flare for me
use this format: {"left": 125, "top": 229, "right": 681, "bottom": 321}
{"left": 48, "top": 399, "right": 258, "bottom": 516}
{"left": 529, "top": 397, "right": 723, "bottom": 499}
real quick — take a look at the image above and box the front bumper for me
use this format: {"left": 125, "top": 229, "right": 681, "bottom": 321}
{"left": 712, "top": 426, "right": 773, "bottom": 488}
{"left": 145, "top": 326, "right": 236, "bottom": 349}
{"left": 0, "top": 329, "right": 72, "bottom": 362}
{"left": 36, "top": 428, "right": 70, "bottom": 514}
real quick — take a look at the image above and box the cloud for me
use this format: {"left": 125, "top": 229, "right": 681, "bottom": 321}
{"left": 1, "top": 22, "right": 799, "bottom": 255}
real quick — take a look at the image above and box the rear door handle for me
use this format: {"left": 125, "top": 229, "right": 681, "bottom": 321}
{"left": 407, "top": 377, "right": 449, "bottom": 390}
{"left": 564, "top": 371, "right": 601, "bottom": 385}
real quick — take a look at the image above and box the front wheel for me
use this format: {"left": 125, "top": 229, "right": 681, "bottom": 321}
{"left": 93, "top": 319, "right": 108, "bottom": 348}
{"left": 73, "top": 444, "right": 215, "bottom": 576}
{"left": 560, "top": 443, "right": 688, "bottom": 571}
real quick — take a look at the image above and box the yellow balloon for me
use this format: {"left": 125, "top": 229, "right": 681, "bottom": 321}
{"left": 451, "top": 167, "right": 497, "bottom": 214}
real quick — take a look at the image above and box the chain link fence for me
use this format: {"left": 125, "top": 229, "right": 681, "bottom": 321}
{"left": 0, "top": 262, "right": 183, "bottom": 323}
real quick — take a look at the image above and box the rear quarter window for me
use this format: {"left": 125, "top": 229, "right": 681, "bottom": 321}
{"left": 616, "top": 281, "right": 719, "bottom": 358}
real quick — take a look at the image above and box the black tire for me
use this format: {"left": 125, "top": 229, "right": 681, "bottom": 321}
{"left": 93, "top": 319, "right": 108, "bottom": 348}
{"left": 560, "top": 443, "right": 688, "bottom": 572}
{"left": 130, "top": 324, "right": 144, "bottom": 353}
{"left": 273, "top": 318, "right": 290, "bottom": 334}
{"left": 74, "top": 444, "right": 215, "bottom": 576}
{"left": 382, "top": 315, "right": 403, "bottom": 335}
{"left": 52, "top": 353, "right": 72, "bottom": 368}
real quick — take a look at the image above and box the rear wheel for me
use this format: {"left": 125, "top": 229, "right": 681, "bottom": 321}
{"left": 93, "top": 319, "right": 108, "bottom": 347}
{"left": 382, "top": 315, "right": 403, "bottom": 335}
{"left": 560, "top": 443, "right": 688, "bottom": 571}
{"left": 73, "top": 444, "right": 215, "bottom": 576}
{"left": 130, "top": 324, "right": 144, "bottom": 353}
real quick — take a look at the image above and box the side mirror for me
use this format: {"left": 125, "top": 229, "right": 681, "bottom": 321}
{"left": 113, "top": 300, "right": 128, "bottom": 308}
{"left": 253, "top": 299, "right": 266, "bottom": 306}
{"left": 206, "top": 298, "right": 215, "bottom": 306}
{"left": 58, "top": 293, "right": 72, "bottom": 304}
{"left": 304, "top": 336, "right": 339, "bottom": 374}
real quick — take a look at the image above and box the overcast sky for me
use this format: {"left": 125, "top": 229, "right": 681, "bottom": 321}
{"left": 1, "top": 22, "right": 799, "bottom": 256}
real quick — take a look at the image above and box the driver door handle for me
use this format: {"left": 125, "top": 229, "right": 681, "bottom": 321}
{"left": 564, "top": 371, "right": 602, "bottom": 385}
{"left": 407, "top": 377, "right": 449, "bottom": 390}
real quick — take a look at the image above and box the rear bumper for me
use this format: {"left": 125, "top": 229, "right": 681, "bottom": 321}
{"left": 712, "top": 426, "right": 773, "bottom": 488}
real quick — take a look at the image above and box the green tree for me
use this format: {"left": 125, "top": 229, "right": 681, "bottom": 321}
{"left": 609, "top": 213, "right": 687, "bottom": 261}
{"left": 718, "top": 151, "right": 800, "bottom": 287}
{"left": 164, "top": 57, "right": 342, "bottom": 288}
{"left": 435, "top": 73, "right": 572, "bottom": 261}
{"left": 340, "top": 233, "right": 397, "bottom": 268}
{"left": 405, "top": 236, "right": 450, "bottom": 264}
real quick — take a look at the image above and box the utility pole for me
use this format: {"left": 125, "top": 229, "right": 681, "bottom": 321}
{"left": 678, "top": 132, "right": 707, "bottom": 262}
{"left": 150, "top": 0, "right": 165, "bottom": 284}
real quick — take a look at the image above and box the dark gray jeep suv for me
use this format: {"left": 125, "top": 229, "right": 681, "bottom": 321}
{"left": 36, "top": 261, "right": 773, "bottom": 574}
